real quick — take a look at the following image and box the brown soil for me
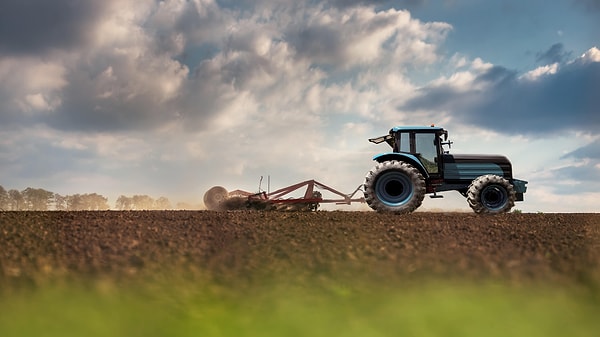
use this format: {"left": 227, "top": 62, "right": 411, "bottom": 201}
{"left": 1, "top": 211, "right": 599, "bottom": 289}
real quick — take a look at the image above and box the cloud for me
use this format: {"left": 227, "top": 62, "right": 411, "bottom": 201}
{"left": 51, "top": 53, "right": 188, "bottom": 132}
{"left": 1, "top": 1, "right": 451, "bottom": 134}
{"left": 147, "top": 0, "right": 233, "bottom": 52}
{"left": 327, "top": 0, "right": 425, "bottom": 9}
{"left": 0, "top": 57, "right": 68, "bottom": 128}
{"left": 284, "top": 5, "right": 451, "bottom": 69}
{"left": 547, "top": 163, "right": 600, "bottom": 194}
{"left": 535, "top": 43, "right": 573, "bottom": 65}
{"left": 218, "top": 0, "right": 426, "bottom": 11}
{"left": 574, "top": 0, "right": 600, "bottom": 12}
{"left": 529, "top": 138, "right": 600, "bottom": 195}
{"left": 0, "top": 1, "right": 189, "bottom": 132}
{"left": 561, "top": 139, "right": 600, "bottom": 160}
{"left": 402, "top": 47, "right": 600, "bottom": 135}
{"left": 0, "top": 0, "right": 108, "bottom": 56}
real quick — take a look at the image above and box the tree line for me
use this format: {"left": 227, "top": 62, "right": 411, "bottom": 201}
{"left": 0, "top": 185, "right": 181, "bottom": 211}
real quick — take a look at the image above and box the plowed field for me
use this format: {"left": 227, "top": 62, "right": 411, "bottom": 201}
{"left": 2, "top": 211, "right": 599, "bottom": 288}
{"left": 2, "top": 211, "right": 600, "bottom": 337}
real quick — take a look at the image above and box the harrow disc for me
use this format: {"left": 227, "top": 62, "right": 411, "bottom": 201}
{"left": 203, "top": 186, "right": 229, "bottom": 210}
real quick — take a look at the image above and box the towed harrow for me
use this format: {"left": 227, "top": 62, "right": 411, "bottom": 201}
{"left": 203, "top": 179, "right": 365, "bottom": 211}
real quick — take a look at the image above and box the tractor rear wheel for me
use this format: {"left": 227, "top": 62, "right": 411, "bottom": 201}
{"left": 467, "top": 175, "right": 515, "bottom": 214}
{"left": 364, "top": 160, "right": 425, "bottom": 213}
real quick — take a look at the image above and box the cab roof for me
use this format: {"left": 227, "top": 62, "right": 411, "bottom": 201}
{"left": 390, "top": 126, "right": 445, "bottom": 133}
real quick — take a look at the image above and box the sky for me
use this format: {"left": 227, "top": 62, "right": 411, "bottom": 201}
{"left": 0, "top": 0, "right": 598, "bottom": 212}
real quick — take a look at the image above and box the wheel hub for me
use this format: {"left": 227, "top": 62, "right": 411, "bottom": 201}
{"left": 375, "top": 172, "right": 414, "bottom": 207}
{"left": 481, "top": 185, "right": 508, "bottom": 210}
{"left": 385, "top": 180, "right": 405, "bottom": 197}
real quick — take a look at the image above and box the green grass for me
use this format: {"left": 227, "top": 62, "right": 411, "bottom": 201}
{"left": 1, "top": 276, "right": 598, "bottom": 337}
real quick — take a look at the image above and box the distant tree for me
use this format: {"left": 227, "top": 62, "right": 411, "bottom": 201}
{"left": 21, "top": 187, "right": 54, "bottom": 210}
{"left": 7, "top": 189, "right": 24, "bottom": 210}
{"left": 54, "top": 193, "right": 67, "bottom": 210}
{"left": 132, "top": 195, "right": 155, "bottom": 210}
{"left": 82, "top": 193, "right": 109, "bottom": 210}
{"left": 63, "top": 193, "right": 108, "bottom": 210}
{"left": 0, "top": 185, "right": 8, "bottom": 210}
{"left": 154, "top": 196, "right": 172, "bottom": 210}
{"left": 116, "top": 195, "right": 133, "bottom": 210}
{"left": 1, "top": 187, "right": 110, "bottom": 211}
{"left": 66, "top": 194, "right": 84, "bottom": 210}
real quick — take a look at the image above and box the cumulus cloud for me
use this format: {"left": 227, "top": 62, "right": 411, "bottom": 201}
{"left": 0, "top": 57, "right": 68, "bottom": 127}
{"left": 0, "top": 1, "right": 189, "bottom": 132}
{"left": 402, "top": 47, "right": 600, "bottom": 135}
{"left": 286, "top": 6, "right": 451, "bottom": 69}
{"left": 0, "top": 0, "right": 108, "bottom": 56}
{"left": 327, "top": 0, "right": 425, "bottom": 9}
{"left": 0, "top": 0, "right": 450, "bottom": 135}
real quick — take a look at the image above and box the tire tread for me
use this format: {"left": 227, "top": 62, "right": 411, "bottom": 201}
{"left": 364, "top": 160, "right": 425, "bottom": 214}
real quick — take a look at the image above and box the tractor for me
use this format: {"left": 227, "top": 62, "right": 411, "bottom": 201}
{"left": 364, "top": 125, "right": 527, "bottom": 214}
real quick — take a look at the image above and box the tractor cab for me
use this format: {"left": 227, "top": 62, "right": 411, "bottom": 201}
{"left": 369, "top": 126, "right": 448, "bottom": 178}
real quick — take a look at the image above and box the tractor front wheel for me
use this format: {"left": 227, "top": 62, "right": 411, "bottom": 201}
{"left": 467, "top": 175, "right": 515, "bottom": 214}
{"left": 364, "top": 160, "right": 426, "bottom": 214}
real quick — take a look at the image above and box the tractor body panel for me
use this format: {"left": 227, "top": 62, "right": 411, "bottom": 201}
{"left": 373, "top": 152, "right": 429, "bottom": 178}
{"left": 512, "top": 179, "right": 528, "bottom": 201}
{"left": 442, "top": 154, "right": 512, "bottom": 182}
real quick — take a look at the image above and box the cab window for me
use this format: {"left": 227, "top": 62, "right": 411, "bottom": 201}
{"left": 396, "top": 132, "right": 410, "bottom": 152}
{"left": 415, "top": 133, "right": 438, "bottom": 173}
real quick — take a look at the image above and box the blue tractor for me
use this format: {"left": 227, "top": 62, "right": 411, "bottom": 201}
{"left": 364, "top": 126, "right": 528, "bottom": 214}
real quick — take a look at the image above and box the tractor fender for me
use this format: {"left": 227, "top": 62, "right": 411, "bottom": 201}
{"left": 373, "top": 152, "right": 429, "bottom": 179}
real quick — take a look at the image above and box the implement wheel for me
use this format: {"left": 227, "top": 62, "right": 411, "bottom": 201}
{"left": 364, "top": 160, "right": 425, "bottom": 214}
{"left": 203, "top": 186, "right": 229, "bottom": 210}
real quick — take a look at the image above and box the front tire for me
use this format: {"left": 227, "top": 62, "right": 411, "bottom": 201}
{"left": 467, "top": 175, "right": 515, "bottom": 214}
{"left": 364, "top": 161, "right": 425, "bottom": 213}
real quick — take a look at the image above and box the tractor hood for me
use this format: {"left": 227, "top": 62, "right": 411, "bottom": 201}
{"left": 445, "top": 154, "right": 511, "bottom": 164}
{"left": 443, "top": 154, "right": 513, "bottom": 180}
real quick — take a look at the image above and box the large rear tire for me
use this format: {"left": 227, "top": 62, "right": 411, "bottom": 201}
{"left": 364, "top": 160, "right": 425, "bottom": 214}
{"left": 467, "top": 175, "right": 515, "bottom": 214}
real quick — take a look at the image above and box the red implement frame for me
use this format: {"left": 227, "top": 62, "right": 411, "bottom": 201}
{"left": 234, "top": 179, "right": 365, "bottom": 205}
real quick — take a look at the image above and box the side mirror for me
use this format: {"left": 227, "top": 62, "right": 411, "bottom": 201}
{"left": 440, "top": 131, "right": 452, "bottom": 153}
